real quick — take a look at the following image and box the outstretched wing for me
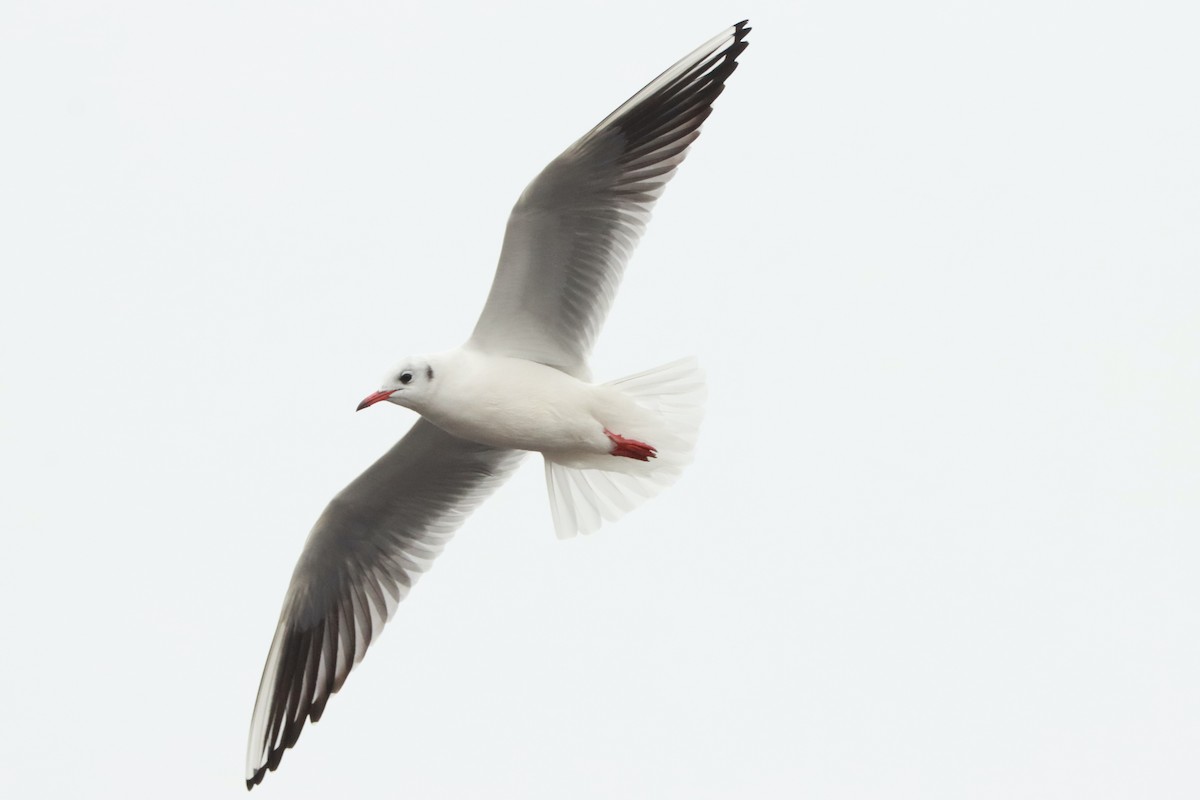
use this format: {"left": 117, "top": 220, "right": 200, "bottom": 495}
{"left": 245, "top": 420, "right": 524, "bottom": 788}
{"left": 468, "top": 21, "right": 750, "bottom": 376}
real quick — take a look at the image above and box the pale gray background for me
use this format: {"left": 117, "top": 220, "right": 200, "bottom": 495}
{"left": 2, "top": 1, "right": 1198, "bottom": 798}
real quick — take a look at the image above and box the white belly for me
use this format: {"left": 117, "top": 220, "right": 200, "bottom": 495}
{"left": 416, "top": 350, "right": 617, "bottom": 455}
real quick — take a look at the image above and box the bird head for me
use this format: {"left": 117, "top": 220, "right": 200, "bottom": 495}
{"left": 357, "top": 358, "right": 436, "bottom": 412}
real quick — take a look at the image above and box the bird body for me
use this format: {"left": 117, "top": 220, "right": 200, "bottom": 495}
{"left": 246, "top": 20, "right": 750, "bottom": 788}
{"left": 378, "top": 347, "right": 616, "bottom": 455}
{"left": 372, "top": 346, "right": 684, "bottom": 467}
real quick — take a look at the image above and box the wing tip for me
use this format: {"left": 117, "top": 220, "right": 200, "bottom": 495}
{"left": 726, "top": 20, "right": 751, "bottom": 64}
{"left": 729, "top": 20, "right": 751, "bottom": 61}
{"left": 246, "top": 766, "right": 265, "bottom": 791}
{"left": 245, "top": 722, "right": 304, "bottom": 791}
{"left": 244, "top": 620, "right": 331, "bottom": 792}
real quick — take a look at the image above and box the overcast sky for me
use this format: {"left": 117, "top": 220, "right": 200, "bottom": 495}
{"left": 2, "top": 1, "right": 1198, "bottom": 798}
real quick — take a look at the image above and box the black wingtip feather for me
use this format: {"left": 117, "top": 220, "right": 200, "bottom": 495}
{"left": 605, "top": 20, "right": 748, "bottom": 186}
{"left": 247, "top": 762, "right": 267, "bottom": 789}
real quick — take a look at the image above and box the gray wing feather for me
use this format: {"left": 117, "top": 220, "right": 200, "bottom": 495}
{"left": 468, "top": 21, "right": 750, "bottom": 376}
{"left": 245, "top": 420, "right": 524, "bottom": 787}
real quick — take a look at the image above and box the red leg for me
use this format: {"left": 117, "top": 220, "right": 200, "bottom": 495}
{"left": 604, "top": 429, "right": 657, "bottom": 461}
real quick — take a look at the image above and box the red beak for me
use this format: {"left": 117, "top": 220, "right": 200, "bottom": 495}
{"left": 356, "top": 390, "right": 396, "bottom": 411}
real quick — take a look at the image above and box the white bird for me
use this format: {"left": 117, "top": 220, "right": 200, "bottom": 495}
{"left": 246, "top": 20, "right": 750, "bottom": 788}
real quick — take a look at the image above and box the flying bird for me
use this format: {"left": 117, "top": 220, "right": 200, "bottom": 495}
{"left": 246, "top": 20, "right": 750, "bottom": 788}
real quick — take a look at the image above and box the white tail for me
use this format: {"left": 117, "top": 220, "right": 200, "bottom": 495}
{"left": 544, "top": 357, "right": 706, "bottom": 538}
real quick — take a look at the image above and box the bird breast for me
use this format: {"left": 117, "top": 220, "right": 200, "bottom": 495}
{"left": 417, "top": 350, "right": 609, "bottom": 454}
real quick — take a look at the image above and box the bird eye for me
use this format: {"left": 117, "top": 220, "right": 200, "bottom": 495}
{"left": 399, "top": 371, "right": 413, "bottom": 385}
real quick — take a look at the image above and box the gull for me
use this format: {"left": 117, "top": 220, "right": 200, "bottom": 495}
{"left": 245, "top": 20, "right": 750, "bottom": 788}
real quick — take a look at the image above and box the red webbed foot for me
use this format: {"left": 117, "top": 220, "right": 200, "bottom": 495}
{"left": 604, "top": 429, "right": 657, "bottom": 461}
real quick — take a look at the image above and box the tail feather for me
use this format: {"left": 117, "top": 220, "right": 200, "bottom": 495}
{"left": 545, "top": 357, "right": 706, "bottom": 538}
